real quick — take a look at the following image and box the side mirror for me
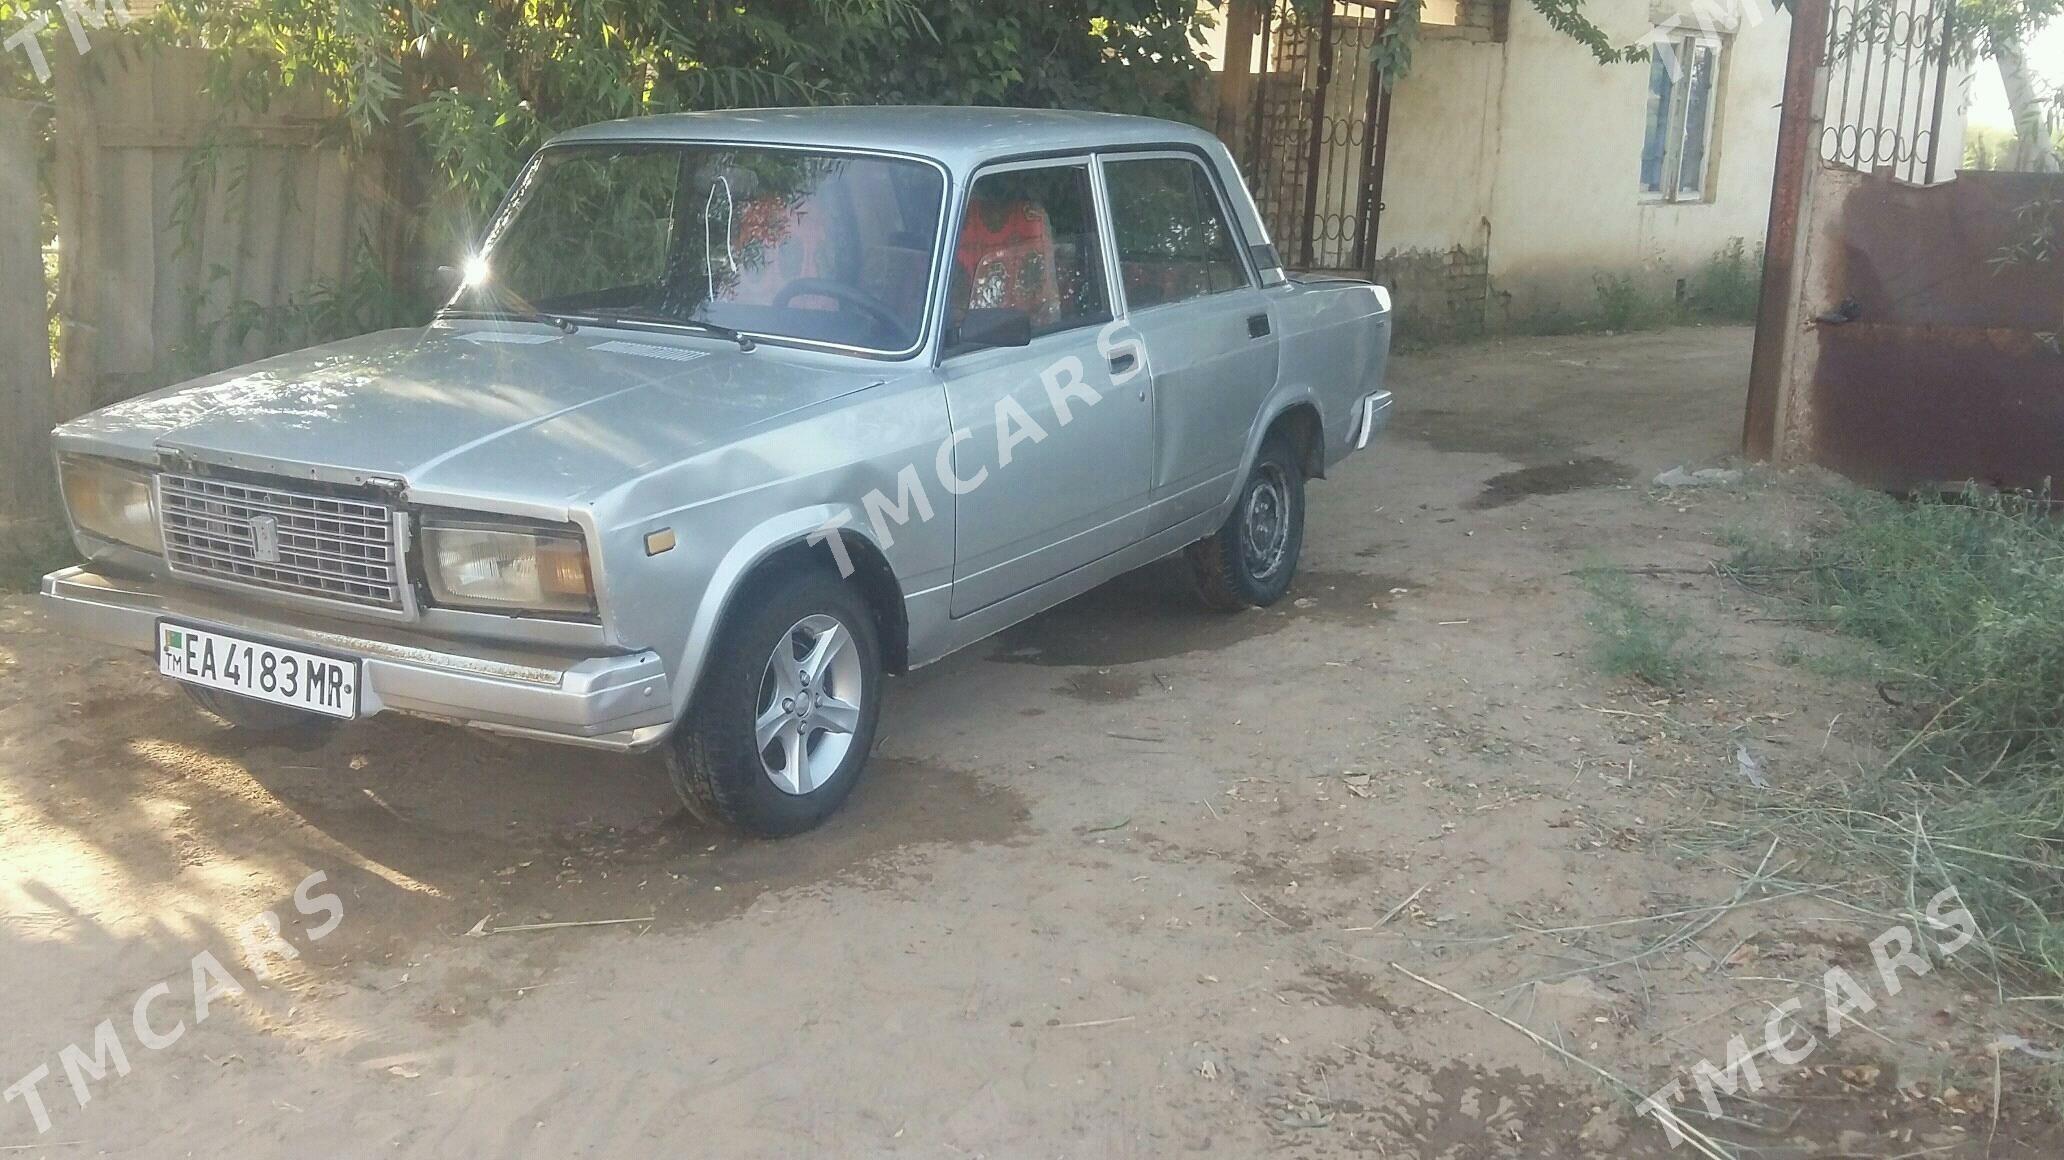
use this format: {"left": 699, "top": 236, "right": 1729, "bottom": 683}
{"left": 954, "top": 307, "right": 1032, "bottom": 350}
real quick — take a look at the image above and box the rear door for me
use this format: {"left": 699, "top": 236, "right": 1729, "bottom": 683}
{"left": 1099, "top": 151, "right": 1280, "bottom": 532}
{"left": 940, "top": 158, "right": 1154, "bottom": 616}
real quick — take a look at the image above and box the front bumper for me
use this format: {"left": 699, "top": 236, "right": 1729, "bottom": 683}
{"left": 40, "top": 567, "right": 674, "bottom": 751}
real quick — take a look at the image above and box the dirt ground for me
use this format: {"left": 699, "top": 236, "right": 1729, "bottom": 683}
{"left": 5, "top": 326, "right": 2062, "bottom": 1158}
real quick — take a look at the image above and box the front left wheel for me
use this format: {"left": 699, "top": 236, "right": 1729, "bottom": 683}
{"left": 183, "top": 685, "right": 340, "bottom": 738}
{"left": 665, "top": 569, "right": 884, "bottom": 837}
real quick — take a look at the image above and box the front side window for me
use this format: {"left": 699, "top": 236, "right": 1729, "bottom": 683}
{"left": 1104, "top": 156, "right": 1249, "bottom": 309}
{"left": 948, "top": 163, "right": 1111, "bottom": 349}
{"left": 1640, "top": 34, "right": 1723, "bottom": 203}
{"left": 454, "top": 144, "right": 946, "bottom": 354}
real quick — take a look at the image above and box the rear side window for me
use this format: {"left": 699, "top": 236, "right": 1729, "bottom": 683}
{"left": 949, "top": 164, "right": 1111, "bottom": 344}
{"left": 1103, "top": 156, "right": 1249, "bottom": 310}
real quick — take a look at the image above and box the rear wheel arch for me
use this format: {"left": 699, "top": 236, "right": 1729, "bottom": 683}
{"left": 1265, "top": 402, "right": 1326, "bottom": 482}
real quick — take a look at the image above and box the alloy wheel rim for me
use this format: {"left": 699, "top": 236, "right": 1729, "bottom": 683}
{"left": 754, "top": 613, "right": 863, "bottom": 795}
{"left": 1242, "top": 465, "right": 1291, "bottom": 581}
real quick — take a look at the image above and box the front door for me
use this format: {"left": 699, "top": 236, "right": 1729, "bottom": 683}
{"left": 1100, "top": 151, "right": 1281, "bottom": 533}
{"left": 941, "top": 159, "right": 1154, "bottom": 617}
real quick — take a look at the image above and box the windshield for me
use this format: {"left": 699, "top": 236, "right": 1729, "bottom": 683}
{"left": 451, "top": 144, "right": 947, "bottom": 354}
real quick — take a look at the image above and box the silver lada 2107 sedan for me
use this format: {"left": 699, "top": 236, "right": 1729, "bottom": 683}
{"left": 42, "top": 107, "right": 1394, "bottom": 836}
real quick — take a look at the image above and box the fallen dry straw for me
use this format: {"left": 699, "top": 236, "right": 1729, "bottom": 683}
{"left": 465, "top": 916, "right": 655, "bottom": 936}
{"left": 1390, "top": 962, "right": 1737, "bottom": 1160}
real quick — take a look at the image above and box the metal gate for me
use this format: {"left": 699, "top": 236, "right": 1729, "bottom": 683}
{"left": 1242, "top": 0, "right": 1394, "bottom": 272}
{"left": 1745, "top": 0, "right": 2064, "bottom": 491}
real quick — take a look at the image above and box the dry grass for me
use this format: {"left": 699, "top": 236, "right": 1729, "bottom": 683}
{"left": 1731, "top": 484, "right": 2064, "bottom": 986}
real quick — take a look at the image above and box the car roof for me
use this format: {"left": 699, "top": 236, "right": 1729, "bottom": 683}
{"left": 546, "top": 106, "right": 1225, "bottom": 171}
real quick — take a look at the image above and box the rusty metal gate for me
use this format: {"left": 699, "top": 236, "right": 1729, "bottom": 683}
{"left": 1746, "top": 0, "right": 2064, "bottom": 490}
{"left": 1242, "top": 0, "right": 1394, "bottom": 272}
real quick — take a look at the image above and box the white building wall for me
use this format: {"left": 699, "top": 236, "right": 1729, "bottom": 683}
{"left": 1492, "top": 0, "right": 1791, "bottom": 316}
{"left": 1375, "top": 0, "right": 1793, "bottom": 323}
{"left": 1203, "top": 0, "right": 1969, "bottom": 329}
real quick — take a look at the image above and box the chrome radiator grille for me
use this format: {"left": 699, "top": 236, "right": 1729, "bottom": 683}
{"left": 158, "top": 474, "right": 401, "bottom": 608}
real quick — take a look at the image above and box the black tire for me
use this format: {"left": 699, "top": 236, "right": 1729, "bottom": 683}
{"left": 1185, "top": 432, "right": 1306, "bottom": 611}
{"left": 183, "top": 685, "right": 340, "bottom": 737}
{"left": 665, "top": 568, "right": 884, "bottom": 837}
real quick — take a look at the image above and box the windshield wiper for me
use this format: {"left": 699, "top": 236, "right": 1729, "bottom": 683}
{"left": 440, "top": 306, "right": 579, "bottom": 335}
{"left": 586, "top": 309, "right": 756, "bottom": 352}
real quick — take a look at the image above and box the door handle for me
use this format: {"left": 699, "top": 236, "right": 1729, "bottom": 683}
{"left": 1109, "top": 352, "right": 1136, "bottom": 374}
{"left": 1247, "top": 313, "right": 1272, "bottom": 339}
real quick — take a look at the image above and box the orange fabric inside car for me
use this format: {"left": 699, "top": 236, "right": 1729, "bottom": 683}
{"left": 727, "top": 195, "right": 833, "bottom": 307}
{"left": 954, "top": 199, "right": 1060, "bottom": 327}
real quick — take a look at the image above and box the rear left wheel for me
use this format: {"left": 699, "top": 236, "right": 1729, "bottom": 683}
{"left": 1184, "top": 431, "right": 1306, "bottom": 611}
{"left": 665, "top": 569, "right": 884, "bottom": 837}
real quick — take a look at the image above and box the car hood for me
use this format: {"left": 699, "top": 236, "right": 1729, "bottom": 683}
{"left": 58, "top": 324, "right": 887, "bottom": 506}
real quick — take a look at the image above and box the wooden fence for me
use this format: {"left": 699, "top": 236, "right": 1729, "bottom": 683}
{"left": 2, "top": 98, "right": 56, "bottom": 517}
{"left": 52, "top": 45, "right": 392, "bottom": 412}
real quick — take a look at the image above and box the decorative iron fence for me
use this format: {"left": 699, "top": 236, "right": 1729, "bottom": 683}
{"left": 1242, "top": 0, "right": 1394, "bottom": 271}
{"left": 1819, "top": 0, "right": 1960, "bottom": 184}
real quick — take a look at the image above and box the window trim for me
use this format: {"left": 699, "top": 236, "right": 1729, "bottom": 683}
{"left": 1640, "top": 33, "right": 1726, "bottom": 205}
{"left": 1095, "top": 149, "right": 1260, "bottom": 319}
{"left": 936, "top": 154, "right": 1118, "bottom": 365}
{"left": 451, "top": 138, "right": 954, "bottom": 362}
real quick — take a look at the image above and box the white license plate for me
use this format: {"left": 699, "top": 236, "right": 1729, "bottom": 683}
{"left": 158, "top": 623, "right": 359, "bottom": 719}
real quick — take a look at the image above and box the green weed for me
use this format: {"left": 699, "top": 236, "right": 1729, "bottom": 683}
{"left": 1592, "top": 273, "right": 1671, "bottom": 332}
{"left": 0, "top": 519, "right": 75, "bottom": 594}
{"left": 1579, "top": 565, "right": 1711, "bottom": 689}
{"left": 1687, "top": 238, "right": 1762, "bottom": 321}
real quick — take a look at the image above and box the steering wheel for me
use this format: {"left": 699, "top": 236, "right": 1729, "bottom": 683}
{"left": 771, "top": 278, "right": 904, "bottom": 336}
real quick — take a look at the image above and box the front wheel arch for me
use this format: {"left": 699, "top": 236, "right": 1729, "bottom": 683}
{"left": 727, "top": 533, "right": 908, "bottom": 678}
{"left": 665, "top": 568, "right": 887, "bottom": 835}
{"left": 668, "top": 508, "right": 906, "bottom": 722}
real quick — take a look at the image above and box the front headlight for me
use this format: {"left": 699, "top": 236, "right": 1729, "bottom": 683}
{"left": 421, "top": 518, "right": 596, "bottom": 616}
{"left": 59, "top": 455, "right": 162, "bottom": 554}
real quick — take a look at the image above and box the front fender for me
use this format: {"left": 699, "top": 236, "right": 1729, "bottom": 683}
{"left": 668, "top": 504, "right": 890, "bottom": 720}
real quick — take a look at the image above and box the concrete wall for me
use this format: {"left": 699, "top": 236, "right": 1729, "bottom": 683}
{"left": 1371, "top": 30, "right": 1504, "bottom": 336}
{"left": 1378, "top": 32, "right": 1501, "bottom": 259}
